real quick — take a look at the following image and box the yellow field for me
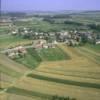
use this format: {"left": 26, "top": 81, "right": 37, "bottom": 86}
{"left": 12, "top": 77, "right": 100, "bottom": 100}
{"left": 0, "top": 93, "right": 42, "bottom": 100}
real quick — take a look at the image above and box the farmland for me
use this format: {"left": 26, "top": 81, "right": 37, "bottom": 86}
{"left": 0, "top": 43, "right": 100, "bottom": 100}
{"left": 14, "top": 46, "right": 69, "bottom": 69}
{"left": 0, "top": 34, "right": 33, "bottom": 49}
{"left": 0, "top": 11, "right": 100, "bottom": 100}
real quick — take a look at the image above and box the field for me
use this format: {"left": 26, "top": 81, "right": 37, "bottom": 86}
{"left": 0, "top": 11, "right": 100, "bottom": 100}
{"left": 0, "top": 43, "right": 100, "bottom": 100}
{"left": 14, "top": 47, "right": 70, "bottom": 69}
{"left": 0, "top": 34, "right": 32, "bottom": 49}
{"left": 15, "top": 48, "right": 42, "bottom": 69}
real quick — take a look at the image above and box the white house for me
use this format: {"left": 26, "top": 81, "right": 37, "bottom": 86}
{"left": 96, "top": 40, "right": 100, "bottom": 44}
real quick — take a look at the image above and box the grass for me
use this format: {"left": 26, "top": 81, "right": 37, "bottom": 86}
{"left": 84, "top": 44, "right": 100, "bottom": 53}
{"left": 15, "top": 48, "right": 42, "bottom": 69}
{"left": 37, "top": 47, "right": 70, "bottom": 61}
{"left": 6, "top": 87, "right": 75, "bottom": 100}
{"left": 14, "top": 47, "right": 70, "bottom": 69}
{"left": 6, "top": 87, "right": 53, "bottom": 99}
{"left": 0, "top": 34, "right": 32, "bottom": 48}
{"left": 76, "top": 45, "right": 100, "bottom": 65}
{"left": 0, "top": 27, "right": 10, "bottom": 35}
{"left": 0, "top": 64, "right": 21, "bottom": 78}
{"left": 28, "top": 73, "right": 100, "bottom": 89}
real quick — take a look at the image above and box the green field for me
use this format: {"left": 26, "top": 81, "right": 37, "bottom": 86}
{"left": 37, "top": 47, "right": 70, "bottom": 61}
{"left": 0, "top": 64, "right": 21, "bottom": 78}
{"left": 15, "top": 49, "right": 42, "bottom": 69}
{"left": 14, "top": 47, "right": 70, "bottom": 69}
{"left": 0, "top": 34, "right": 32, "bottom": 48}
{"left": 84, "top": 44, "right": 100, "bottom": 53}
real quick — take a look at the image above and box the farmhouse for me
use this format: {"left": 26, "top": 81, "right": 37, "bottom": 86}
{"left": 17, "top": 46, "right": 27, "bottom": 54}
{"left": 96, "top": 39, "right": 100, "bottom": 44}
{"left": 33, "top": 39, "right": 47, "bottom": 49}
{"left": 6, "top": 46, "right": 27, "bottom": 59}
{"left": 12, "top": 29, "right": 18, "bottom": 35}
{"left": 66, "top": 39, "right": 80, "bottom": 46}
{"left": 32, "top": 39, "right": 56, "bottom": 49}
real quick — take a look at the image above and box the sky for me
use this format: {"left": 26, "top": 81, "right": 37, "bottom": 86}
{"left": 1, "top": 0, "right": 100, "bottom": 12}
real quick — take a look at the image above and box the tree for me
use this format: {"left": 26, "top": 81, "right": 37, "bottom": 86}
{"left": 81, "top": 34, "right": 88, "bottom": 44}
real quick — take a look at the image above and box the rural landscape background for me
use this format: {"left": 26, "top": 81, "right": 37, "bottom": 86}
{"left": 0, "top": 0, "right": 100, "bottom": 100}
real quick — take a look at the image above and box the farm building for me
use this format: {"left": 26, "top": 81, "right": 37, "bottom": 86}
{"left": 66, "top": 39, "right": 80, "bottom": 46}
{"left": 96, "top": 39, "right": 100, "bottom": 44}
{"left": 32, "top": 39, "right": 56, "bottom": 49}
{"left": 6, "top": 46, "right": 27, "bottom": 59}
{"left": 33, "top": 39, "right": 47, "bottom": 49}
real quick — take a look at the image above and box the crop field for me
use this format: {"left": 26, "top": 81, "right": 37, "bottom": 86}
{"left": 0, "top": 43, "right": 100, "bottom": 100}
{"left": 14, "top": 47, "right": 70, "bottom": 69}
{"left": 1, "top": 10, "right": 100, "bottom": 100}
{"left": 0, "top": 34, "right": 33, "bottom": 49}
{"left": 0, "top": 93, "right": 43, "bottom": 100}
{"left": 36, "top": 47, "right": 70, "bottom": 61}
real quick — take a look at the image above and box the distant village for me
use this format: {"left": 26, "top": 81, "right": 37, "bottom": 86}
{"left": 11, "top": 26, "right": 100, "bottom": 45}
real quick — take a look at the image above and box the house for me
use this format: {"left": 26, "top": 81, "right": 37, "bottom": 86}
{"left": 67, "top": 39, "right": 79, "bottom": 46}
{"left": 6, "top": 46, "right": 27, "bottom": 59}
{"left": 47, "top": 43, "right": 55, "bottom": 48}
{"left": 32, "top": 39, "right": 56, "bottom": 49}
{"left": 17, "top": 46, "right": 27, "bottom": 54}
{"left": 53, "top": 40, "right": 58, "bottom": 45}
{"left": 12, "top": 29, "right": 18, "bottom": 35}
{"left": 8, "top": 52, "right": 16, "bottom": 59}
{"left": 33, "top": 39, "right": 47, "bottom": 49}
{"left": 96, "top": 39, "right": 100, "bottom": 44}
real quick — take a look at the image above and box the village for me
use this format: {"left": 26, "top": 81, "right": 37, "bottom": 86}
{"left": 1, "top": 24, "right": 98, "bottom": 59}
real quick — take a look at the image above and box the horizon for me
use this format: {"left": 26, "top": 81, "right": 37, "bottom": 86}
{"left": 1, "top": 0, "right": 100, "bottom": 12}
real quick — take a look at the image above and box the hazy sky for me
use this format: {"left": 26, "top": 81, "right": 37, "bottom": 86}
{"left": 1, "top": 0, "right": 100, "bottom": 11}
